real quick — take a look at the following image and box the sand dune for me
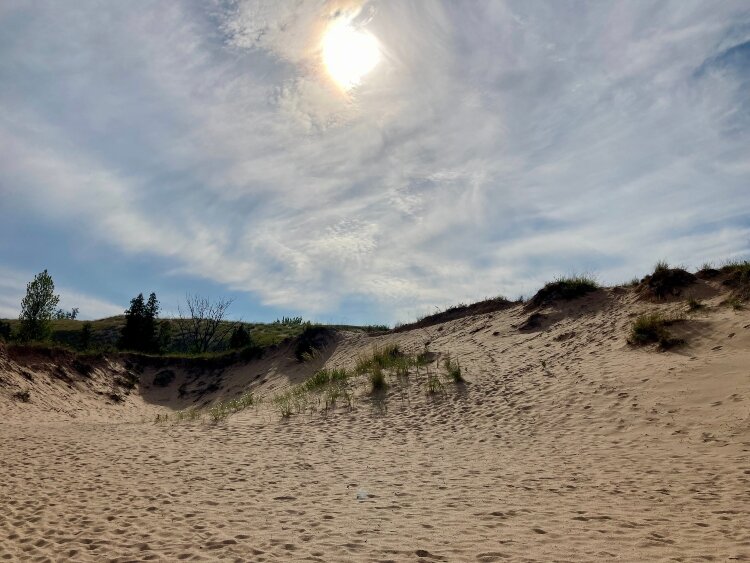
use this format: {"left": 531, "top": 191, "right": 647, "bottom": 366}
{"left": 1, "top": 279, "right": 749, "bottom": 561}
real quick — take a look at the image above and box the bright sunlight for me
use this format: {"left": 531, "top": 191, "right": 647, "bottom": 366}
{"left": 322, "top": 17, "right": 381, "bottom": 91}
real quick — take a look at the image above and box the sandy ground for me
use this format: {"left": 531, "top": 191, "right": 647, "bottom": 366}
{"left": 1, "top": 283, "right": 749, "bottom": 561}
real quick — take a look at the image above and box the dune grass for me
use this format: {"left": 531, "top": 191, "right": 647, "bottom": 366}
{"left": 629, "top": 313, "right": 685, "bottom": 350}
{"left": 443, "top": 353, "right": 464, "bottom": 383}
{"left": 529, "top": 275, "right": 598, "bottom": 307}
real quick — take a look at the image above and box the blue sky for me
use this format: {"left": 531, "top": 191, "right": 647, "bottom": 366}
{"left": 1, "top": 1, "right": 749, "bottom": 324}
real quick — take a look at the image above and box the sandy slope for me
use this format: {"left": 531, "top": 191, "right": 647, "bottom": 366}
{"left": 1, "top": 282, "right": 749, "bottom": 562}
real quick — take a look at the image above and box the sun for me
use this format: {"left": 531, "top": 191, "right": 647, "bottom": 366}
{"left": 322, "top": 17, "right": 381, "bottom": 91}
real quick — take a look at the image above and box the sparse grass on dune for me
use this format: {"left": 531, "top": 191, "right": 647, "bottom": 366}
{"left": 264, "top": 345, "right": 468, "bottom": 419}
{"left": 629, "top": 312, "right": 685, "bottom": 350}
{"left": 155, "top": 391, "right": 256, "bottom": 424}
{"left": 529, "top": 275, "right": 599, "bottom": 307}
{"left": 443, "top": 353, "right": 464, "bottom": 383}
{"left": 640, "top": 262, "right": 696, "bottom": 300}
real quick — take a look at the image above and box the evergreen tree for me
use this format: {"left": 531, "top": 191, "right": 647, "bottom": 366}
{"left": 119, "top": 293, "right": 159, "bottom": 352}
{"left": 19, "top": 270, "right": 60, "bottom": 341}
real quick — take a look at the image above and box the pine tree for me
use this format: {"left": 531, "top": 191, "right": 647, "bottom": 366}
{"left": 119, "top": 293, "right": 159, "bottom": 352}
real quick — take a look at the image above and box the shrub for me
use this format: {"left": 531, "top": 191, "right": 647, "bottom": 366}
{"left": 529, "top": 275, "right": 598, "bottom": 307}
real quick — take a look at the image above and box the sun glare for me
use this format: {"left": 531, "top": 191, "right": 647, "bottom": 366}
{"left": 322, "top": 18, "right": 381, "bottom": 91}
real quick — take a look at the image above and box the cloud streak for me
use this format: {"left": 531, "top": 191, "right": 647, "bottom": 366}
{"left": 1, "top": 1, "right": 749, "bottom": 323}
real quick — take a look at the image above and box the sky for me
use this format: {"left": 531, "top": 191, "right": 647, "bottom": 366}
{"left": 1, "top": 1, "right": 749, "bottom": 325}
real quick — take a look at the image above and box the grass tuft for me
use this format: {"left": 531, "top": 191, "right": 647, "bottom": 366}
{"left": 529, "top": 275, "right": 598, "bottom": 307}
{"left": 443, "top": 354, "right": 464, "bottom": 383}
{"left": 369, "top": 365, "right": 387, "bottom": 392}
{"left": 629, "top": 313, "right": 685, "bottom": 350}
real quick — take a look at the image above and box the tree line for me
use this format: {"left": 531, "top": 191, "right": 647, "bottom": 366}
{"left": 0, "top": 270, "right": 254, "bottom": 354}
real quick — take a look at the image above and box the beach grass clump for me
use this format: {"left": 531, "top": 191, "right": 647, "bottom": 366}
{"left": 529, "top": 275, "right": 598, "bottom": 307}
{"left": 629, "top": 313, "right": 685, "bottom": 350}
{"left": 719, "top": 259, "right": 750, "bottom": 301}
{"left": 301, "top": 368, "right": 349, "bottom": 392}
{"left": 641, "top": 262, "right": 696, "bottom": 299}
{"left": 443, "top": 354, "right": 464, "bottom": 383}
{"left": 369, "top": 364, "right": 387, "bottom": 392}
{"left": 426, "top": 372, "right": 445, "bottom": 394}
{"left": 273, "top": 393, "right": 294, "bottom": 418}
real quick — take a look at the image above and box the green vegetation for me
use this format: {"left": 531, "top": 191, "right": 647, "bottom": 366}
{"left": 229, "top": 325, "right": 251, "bottom": 349}
{"left": 294, "top": 324, "right": 332, "bottom": 361}
{"left": 727, "top": 297, "right": 744, "bottom": 310}
{"left": 629, "top": 312, "right": 685, "bottom": 350}
{"left": 18, "top": 270, "right": 60, "bottom": 342}
{"left": 641, "top": 262, "right": 696, "bottom": 299}
{"left": 529, "top": 275, "right": 598, "bottom": 307}
{"left": 119, "top": 292, "right": 160, "bottom": 352}
{"left": 426, "top": 372, "right": 445, "bottom": 394}
{"left": 369, "top": 365, "right": 387, "bottom": 392}
{"left": 443, "top": 353, "right": 464, "bottom": 383}
{"left": 0, "top": 320, "right": 11, "bottom": 341}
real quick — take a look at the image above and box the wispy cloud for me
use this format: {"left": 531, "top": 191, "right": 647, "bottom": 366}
{"left": 1, "top": 1, "right": 748, "bottom": 323}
